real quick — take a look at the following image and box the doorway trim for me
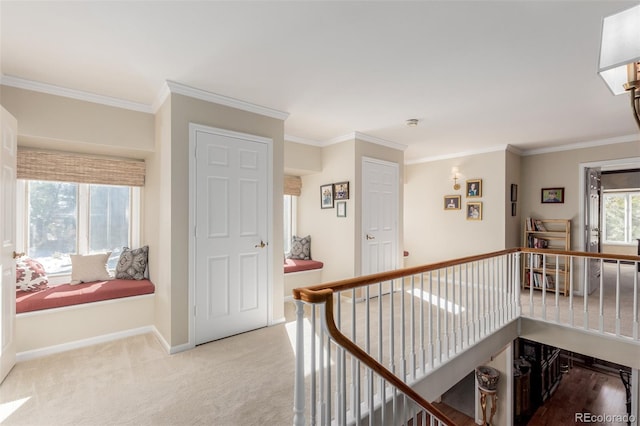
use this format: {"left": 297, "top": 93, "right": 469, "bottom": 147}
{"left": 187, "top": 123, "right": 274, "bottom": 348}
{"left": 578, "top": 157, "right": 640, "bottom": 253}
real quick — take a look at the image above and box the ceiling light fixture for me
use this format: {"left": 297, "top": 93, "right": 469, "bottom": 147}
{"left": 406, "top": 119, "right": 419, "bottom": 127}
{"left": 598, "top": 4, "right": 640, "bottom": 129}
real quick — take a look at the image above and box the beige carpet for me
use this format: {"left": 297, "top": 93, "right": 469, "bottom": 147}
{"left": 0, "top": 303, "right": 299, "bottom": 426}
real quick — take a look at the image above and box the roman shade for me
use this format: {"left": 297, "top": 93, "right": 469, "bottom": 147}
{"left": 284, "top": 175, "right": 302, "bottom": 196}
{"left": 17, "top": 148, "right": 146, "bottom": 186}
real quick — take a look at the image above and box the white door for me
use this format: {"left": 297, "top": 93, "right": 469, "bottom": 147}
{"left": 0, "top": 107, "right": 17, "bottom": 383}
{"left": 193, "top": 126, "right": 270, "bottom": 344}
{"left": 362, "top": 158, "right": 399, "bottom": 276}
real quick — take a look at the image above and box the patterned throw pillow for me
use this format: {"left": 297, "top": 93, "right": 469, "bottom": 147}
{"left": 115, "top": 246, "right": 149, "bottom": 280}
{"left": 16, "top": 256, "right": 49, "bottom": 291}
{"left": 287, "top": 235, "right": 311, "bottom": 260}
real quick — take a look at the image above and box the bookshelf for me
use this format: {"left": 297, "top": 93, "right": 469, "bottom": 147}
{"left": 523, "top": 218, "right": 570, "bottom": 296}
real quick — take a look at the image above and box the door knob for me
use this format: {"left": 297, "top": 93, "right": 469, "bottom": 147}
{"left": 254, "top": 240, "right": 267, "bottom": 248}
{"left": 366, "top": 234, "right": 375, "bottom": 240}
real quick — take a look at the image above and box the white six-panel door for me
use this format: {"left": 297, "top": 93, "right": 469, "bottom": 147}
{"left": 192, "top": 125, "right": 270, "bottom": 345}
{"left": 362, "top": 157, "right": 399, "bottom": 276}
{"left": 0, "top": 107, "right": 17, "bottom": 383}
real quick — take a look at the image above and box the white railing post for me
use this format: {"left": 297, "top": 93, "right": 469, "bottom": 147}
{"left": 293, "top": 299, "right": 306, "bottom": 426}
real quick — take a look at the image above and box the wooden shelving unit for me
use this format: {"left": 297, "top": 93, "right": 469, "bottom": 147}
{"left": 523, "top": 218, "right": 570, "bottom": 296}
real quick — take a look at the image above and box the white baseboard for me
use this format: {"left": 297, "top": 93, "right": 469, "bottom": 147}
{"left": 16, "top": 326, "right": 155, "bottom": 362}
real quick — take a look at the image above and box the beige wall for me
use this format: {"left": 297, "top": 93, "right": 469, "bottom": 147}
{"left": 0, "top": 85, "right": 154, "bottom": 158}
{"left": 296, "top": 138, "right": 405, "bottom": 282}
{"left": 284, "top": 140, "right": 322, "bottom": 175}
{"left": 166, "top": 93, "right": 285, "bottom": 347}
{"left": 520, "top": 140, "right": 640, "bottom": 250}
{"left": 505, "top": 149, "right": 522, "bottom": 249}
{"left": 298, "top": 140, "right": 356, "bottom": 281}
{"left": 149, "top": 98, "right": 172, "bottom": 342}
{"left": 404, "top": 150, "right": 508, "bottom": 266}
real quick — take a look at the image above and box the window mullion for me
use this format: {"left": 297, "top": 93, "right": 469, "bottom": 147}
{"left": 78, "top": 184, "right": 89, "bottom": 254}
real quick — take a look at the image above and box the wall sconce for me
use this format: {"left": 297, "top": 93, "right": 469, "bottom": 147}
{"left": 452, "top": 167, "right": 461, "bottom": 190}
{"left": 598, "top": 4, "right": 640, "bottom": 129}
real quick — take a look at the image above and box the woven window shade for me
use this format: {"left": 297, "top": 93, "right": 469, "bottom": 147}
{"left": 17, "top": 148, "right": 145, "bottom": 186}
{"left": 284, "top": 175, "right": 302, "bottom": 196}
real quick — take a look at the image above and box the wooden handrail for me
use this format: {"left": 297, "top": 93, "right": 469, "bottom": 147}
{"left": 293, "top": 248, "right": 520, "bottom": 301}
{"left": 293, "top": 248, "right": 640, "bottom": 425}
{"left": 308, "top": 287, "right": 457, "bottom": 426}
{"left": 293, "top": 247, "right": 640, "bottom": 301}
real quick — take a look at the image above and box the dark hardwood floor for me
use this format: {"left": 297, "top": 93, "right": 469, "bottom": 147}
{"left": 527, "top": 364, "right": 628, "bottom": 426}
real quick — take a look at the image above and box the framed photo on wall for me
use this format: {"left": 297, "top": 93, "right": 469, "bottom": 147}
{"left": 466, "top": 202, "right": 482, "bottom": 220}
{"left": 444, "top": 195, "right": 461, "bottom": 210}
{"left": 511, "top": 184, "right": 518, "bottom": 202}
{"left": 336, "top": 201, "right": 347, "bottom": 217}
{"left": 466, "top": 179, "right": 482, "bottom": 198}
{"left": 334, "top": 181, "right": 349, "bottom": 200}
{"left": 320, "top": 184, "right": 334, "bottom": 209}
{"left": 541, "top": 187, "right": 564, "bottom": 203}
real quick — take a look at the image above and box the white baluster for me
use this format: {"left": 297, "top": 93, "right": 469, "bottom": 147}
{"left": 583, "top": 260, "right": 589, "bottom": 331}
{"left": 634, "top": 262, "right": 639, "bottom": 340}
{"left": 293, "top": 300, "right": 306, "bottom": 426}
{"left": 419, "top": 273, "right": 426, "bottom": 374}
{"left": 436, "top": 269, "right": 442, "bottom": 365}
{"left": 569, "top": 255, "right": 574, "bottom": 327}
{"left": 428, "top": 271, "right": 434, "bottom": 370}
{"left": 554, "top": 255, "right": 560, "bottom": 323}
{"left": 444, "top": 268, "right": 449, "bottom": 359}
{"left": 616, "top": 260, "right": 621, "bottom": 336}
{"left": 599, "top": 259, "right": 605, "bottom": 333}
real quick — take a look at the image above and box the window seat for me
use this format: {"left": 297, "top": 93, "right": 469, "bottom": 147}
{"left": 16, "top": 279, "right": 155, "bottom": 314}
{"left": 284, "top": 259, "right": 323, "bottom": 274}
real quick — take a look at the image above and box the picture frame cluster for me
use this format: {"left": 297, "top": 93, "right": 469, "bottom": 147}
{"left": 445, "top": 178, "right": 483, "bottom": 220}
{"left": 321, "top": 181, "right": 349, "bottom": 217}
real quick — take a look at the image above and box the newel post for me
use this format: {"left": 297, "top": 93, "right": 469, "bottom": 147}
{"left": 293, "top": 299, "right": 306, "bottom": 426}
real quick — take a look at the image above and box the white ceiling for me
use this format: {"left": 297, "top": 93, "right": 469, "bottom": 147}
{"left": 1, "top": 1, "right": 638, "bottom": 162}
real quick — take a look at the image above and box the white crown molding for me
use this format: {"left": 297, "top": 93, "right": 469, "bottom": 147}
{"left": 0, "top": 75, "right": 153, "bottom": 113}
{"left": 322, "top": 131, "right": 408, "bottom": 151}
{"left": 407, "top": 144, "right": 511, "bottom": 165}
{"left": 284, "top": 134, "right": 323, "bottom": 146}
{"left": 520, "top": 134, "right": 640, "bottom": 156}
{"left": 152, "top": 81, "right": 172, "bottom": 112}
{"left": 164, "top": 80, "right": 289, "bottom": 121}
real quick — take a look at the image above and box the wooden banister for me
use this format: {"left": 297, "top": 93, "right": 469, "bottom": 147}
{"left": 297, "top": 285, "right": 456, "bottom": 426}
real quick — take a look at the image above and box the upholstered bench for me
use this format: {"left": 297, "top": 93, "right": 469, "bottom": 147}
{"left": 16, "top": 279, "right": 155, "bottom": 314}
{"left": 284, "top": 259, "right": 323, "bottom": 299}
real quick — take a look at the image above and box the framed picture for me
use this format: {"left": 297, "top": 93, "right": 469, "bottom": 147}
{"left": 466, "top": 179, "right": 482, "bottom": 198}
{"left": 466, "top": 202, "right": 482, "bottom": 220}
{"left": 444, "top": 195, "right": 461, "bottom": 210}
{"left": 336, "top": 201, "right": 347, "bottom": 217}
{"left": 541, "top": 187, "right": 564, "bottom": 204}
{"left": 334, "top": 181, "right": 350, "bottom": 200}
{"left": 320, "top": 184, "right": 334, "bottom": 209}
{"left": 511, "top": 202, "right": 517, "bottom": 216}
{"left": 510, "top": 184, "right": 518, "bottom": 202}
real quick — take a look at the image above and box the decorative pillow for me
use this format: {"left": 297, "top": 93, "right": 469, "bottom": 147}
{"left": 70, "top": 252, "right": 112, "bottom": 284}
{"left": 115, "top": 246, "right": 149, "bottom": 280}
{"left": 16, "top": 256, "right": 49, "bottom": 291}
{"left": 287, "top": 235, "right": 311, "bottom": 260}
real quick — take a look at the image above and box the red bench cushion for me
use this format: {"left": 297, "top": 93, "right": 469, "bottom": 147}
{"left": 284, "top": 259, "right": 323, "bottom": 274}
{"left": 16, "top": 279, "right": 155, "bottom": 314}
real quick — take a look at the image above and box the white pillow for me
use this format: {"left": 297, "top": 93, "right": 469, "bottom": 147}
{"left": 70, "top": 252, "right": 113, "bottom": 284}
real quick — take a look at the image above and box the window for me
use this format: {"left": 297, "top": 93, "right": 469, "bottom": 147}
{"left": 283, "top": 195, "right": 297, "bottom": 255}
{"left": 18, "top": 180, "right": 140, "bottom": 275}
{"left": 602, "top": 191, "right": 640, "bottom": 244}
